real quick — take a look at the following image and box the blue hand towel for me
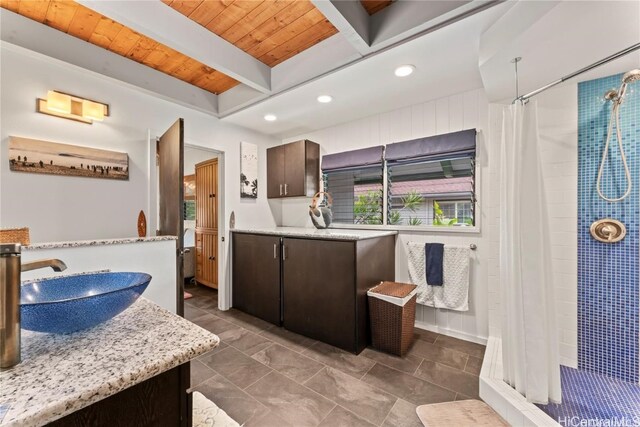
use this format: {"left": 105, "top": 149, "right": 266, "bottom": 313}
{"left": 425, "top": 243, "right": 444, "bottom": 286}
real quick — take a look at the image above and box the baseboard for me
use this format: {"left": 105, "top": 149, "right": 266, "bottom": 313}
{"left": 414, "top": 320, "right": 488, "bottom": 345}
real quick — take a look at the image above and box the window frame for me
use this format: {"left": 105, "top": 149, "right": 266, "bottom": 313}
{"left": 325, "top": 152, "right": 481, "bottom": 235}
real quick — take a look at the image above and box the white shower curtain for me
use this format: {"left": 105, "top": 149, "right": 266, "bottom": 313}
{"left": 500, "top": 101, "right": 562, "bottom": 404}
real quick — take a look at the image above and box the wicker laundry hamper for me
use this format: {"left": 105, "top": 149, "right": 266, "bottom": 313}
{"left": 0, "top": 227, "right": 30, "bottom": 245}
{"left": 367, "top": 281, "right": 417, "bottom": 356}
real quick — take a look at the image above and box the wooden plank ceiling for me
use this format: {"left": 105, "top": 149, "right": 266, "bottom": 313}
{"left": 0, "top": 0, "right": 240, "bottom": 94}
{"left": 361, "top": 0, "right": 393, "bottom": 15}
{"left": 162, "top": 0, "right": 338, "bottom": 67}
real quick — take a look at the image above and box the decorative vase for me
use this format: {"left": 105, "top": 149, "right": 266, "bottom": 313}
{"left": 137, "top": 210, "right": 147, "bottom": 237}
{"left": 309, "top": 192, "right": 333, "bottom": 229}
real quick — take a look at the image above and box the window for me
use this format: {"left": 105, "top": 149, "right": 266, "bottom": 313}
{"left": 183, "top": 200, "right": 196, "bottom": 221}
{"left": 322, "top": 146, "right": 384, "bottom": 225}
{"left": 322, "top": 129, "right": 477, "bottom": 229}
{"left": 324, "top": 167, "right": 384, "bottom": 224}
{"left": 387, "top": 156, "right": 475, "bottom": 227}
{"left": 385, "top": 129, "right": 476, "bottom": 227}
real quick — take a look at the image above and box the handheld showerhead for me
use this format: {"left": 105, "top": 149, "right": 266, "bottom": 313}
{"left": 622, "top": 69, "right": 640, "bottom": 84}
{"left": 618, "top": 68, "right": 640, "bottom": 100}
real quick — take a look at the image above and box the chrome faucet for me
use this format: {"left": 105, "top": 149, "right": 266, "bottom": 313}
{"left": 1, "top": 244, "right": 67, "bottom": 369}
{"left": 22, "top": 259, "right": 67, "bottom": 272}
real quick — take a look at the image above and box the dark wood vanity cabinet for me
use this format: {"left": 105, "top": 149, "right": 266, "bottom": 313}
{"left": 232, "top": 233, "right": 281, "bottom": 325}
{"left": 231, "top": 232, "right": 395, "bottom": 353}
{"left": 267, "top": 140, "right": 319, "bottom": 198}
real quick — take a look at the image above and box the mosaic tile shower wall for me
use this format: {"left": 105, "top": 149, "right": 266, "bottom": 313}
{"left": 578, "top": 73, "right": 640, "bottom": 383}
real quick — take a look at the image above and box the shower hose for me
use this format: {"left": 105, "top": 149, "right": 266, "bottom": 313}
{"left": 596, "top": 100, "right": 632, "bottom": 202}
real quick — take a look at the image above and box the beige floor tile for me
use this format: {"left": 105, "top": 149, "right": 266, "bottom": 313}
{"left": 200, "top": 346, "right": 272, "bottom": 389}
{"left": 252, "top": 343, "right": 324, "bottom": 384}
{"left": 317, "top": 405, "right": 376, "bottom": 427}
{"left": 193, "top": 374, "right": 268, "bottom": 425}
{"left": 259, "top": 327, "right": 317, "bottom": 353}
{"left": 190, "top": 359, "right": 217, "bottom": 388}
{"left": 218, "top": 327, "right": 273, "bottom": 356}
{"left": 415, "top": 360, "right": 480, "bottom": 399}
{"left": 409, "top": 339, "right": 469, "bottom": 370}
{"left": 362, "top": 363, "right": 456, "bottom": 405}
{"left": 302, "top": 341, "right": 375, "bottom": 379}
{"left": 381, "top": 399, "right": 422, "bottom": 427}
{"left": 464, "top": 356, "right": 483, "bottom": 376}
{"left": 246, "top": 371, "right": 336, "bottom": 427}
{"left": 361, "top": 347, "right": 423, "bottom": 375}
{"left": 305, "top": 367, "right": 397, "bottom": 425}
{"left": 433, "top": 335, "right": 486, "bottom": 359}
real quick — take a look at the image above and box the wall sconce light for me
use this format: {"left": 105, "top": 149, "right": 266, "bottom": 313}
{"left": 37, "top": 90, "right": 109, "bottom": 124}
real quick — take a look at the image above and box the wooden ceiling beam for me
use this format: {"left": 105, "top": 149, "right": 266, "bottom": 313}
{"left": 1, "top": 10, "right": 220, "bottom": 115}
{"left": 310, "top": 0, "right": 371, "bottom": 55}
{"left": 77, "top": 0, "right": 272, "bottom": 93}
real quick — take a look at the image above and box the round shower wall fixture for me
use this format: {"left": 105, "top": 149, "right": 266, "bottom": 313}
{"left": 590, "top": 218, "right": 626, "bottom": 243}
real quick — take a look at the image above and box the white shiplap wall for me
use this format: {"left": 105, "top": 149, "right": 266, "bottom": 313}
{"left": 282, "top": 88, "right": 492, "bottom": 344}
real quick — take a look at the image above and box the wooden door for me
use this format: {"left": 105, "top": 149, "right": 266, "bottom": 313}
{"left": 157, "top": 118, "right": 189, "bottom": 427}
{"left": 283, "top": 140, "right": 305, "bottom": 197}
{"left": 267, "top": 145, "right": 285, "bottom": 198}
{"left": 195, "top": 158, "right": 218, "bottom": 289}
{"left": 282, "top": 238, "right": 356, "bottom": 352}
{"left": 157, "top": 118, "right": 184, "bottom": 315}
{"left": 232, "top": 233, "right": 281, "bottom": 325}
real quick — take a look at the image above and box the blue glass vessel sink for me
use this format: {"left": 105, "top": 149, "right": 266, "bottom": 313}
{"left": 21, "top": 272, "right": 151, "bottom": 334}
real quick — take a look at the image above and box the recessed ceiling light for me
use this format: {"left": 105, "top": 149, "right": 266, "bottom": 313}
{"left": 264, "top": 114, "right": 277, "bottom": 122}
{"left": 317, "top": 95, "right": 333, "bottom": 103}
{"left": 394, "top": 65, "right": 415, "bottom": 77}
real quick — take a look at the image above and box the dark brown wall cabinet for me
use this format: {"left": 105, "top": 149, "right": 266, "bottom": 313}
{"left": 267, "top": 140, "right": 319, "bottom": 198}
{"left": 232, "top": 232, "right": 395, "bottom": 354}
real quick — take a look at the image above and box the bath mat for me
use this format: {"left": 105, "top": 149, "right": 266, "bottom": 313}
{"left": 184, "top": 292, "right": 193, "bottom": 300}
{"left": 415, "top": 399, "right": 508, "bottom": 426}
{"left": 192, "top": 391, "right": 239, "bottom": 427}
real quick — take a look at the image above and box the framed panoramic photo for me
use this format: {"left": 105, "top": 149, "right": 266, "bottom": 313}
{"left": 8, "top": 136, "right": 129, "bottom": 180}
{"left": 240, "top": 141, "right": 257, "bottom": 199}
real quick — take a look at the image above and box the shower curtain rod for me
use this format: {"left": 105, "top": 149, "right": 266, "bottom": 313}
{"left": 514, "top": 42, "right": 640, "bottom": 103}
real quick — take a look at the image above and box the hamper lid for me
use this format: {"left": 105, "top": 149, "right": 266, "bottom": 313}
{"left": 367, "top": 281, "right": 417, "bottom": 307}
{"left": 369, "top": 281, "right": 417, "bottom": 298}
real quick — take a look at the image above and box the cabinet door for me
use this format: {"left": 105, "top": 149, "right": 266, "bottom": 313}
{"left": 267, "top": 146, "right": 285, "bottom": 198}
{"left": 282, "top": 238, "right": 356, "bottom": 352}
{"left": 196, "top": 160, "right": 217, "bottom": 230}
{"left": 283, "top": 140, "right": 305, "bottom": 197}
{"left": 232, "top": 233, "right": 281, "bottom": 325}
{"left": 203, "top": 232, "right": 217, "bottom": 287}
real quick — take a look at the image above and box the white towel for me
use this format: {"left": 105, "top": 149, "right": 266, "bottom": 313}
{"left": 407, "top": 242, "right": 470, "bottom": 311}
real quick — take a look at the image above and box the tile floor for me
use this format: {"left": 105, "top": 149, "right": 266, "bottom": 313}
{"left": 537, "top": 366, "right": 640, "bottom": 425}
{"left": 185, "top": 284, "right": 486, "bottom": 427}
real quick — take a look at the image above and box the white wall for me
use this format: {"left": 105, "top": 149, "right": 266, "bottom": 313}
{"left": 0, "top": 43, "right": 282, "bottom": 310}
{"left": 0, "top": 44, "right": 280, "bottom": 242}
{"left": 184, "top": 146, "right": 218, "bottom": 176}
{"left": 281, "top": 88, "right": 491, "bottom": 343}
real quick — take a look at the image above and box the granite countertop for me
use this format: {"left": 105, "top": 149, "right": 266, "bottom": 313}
{"left": 232, "top": 227, "right": 397, "bottom": 241}
{"left": 0, "top": 298, "right": 219, "bottom": 427}
{"left": 24, "top": 236, "right": 177, "bottom": 251}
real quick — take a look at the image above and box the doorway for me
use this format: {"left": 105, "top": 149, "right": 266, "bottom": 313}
{"left": 183, "top": 146, "right": 221, "bottom": 293}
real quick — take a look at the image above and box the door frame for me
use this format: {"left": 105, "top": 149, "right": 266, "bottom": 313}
{"left": 149, "top": 136, "right": 229, "bottom": 312}
{"left": 184, "top": 143, "right": 227, "bottom": 310}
